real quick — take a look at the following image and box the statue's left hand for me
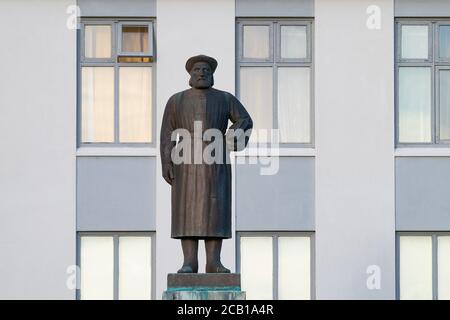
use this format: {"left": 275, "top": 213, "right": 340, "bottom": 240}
{"left": 225, "top": 124, "right": 248, "bottom": 152}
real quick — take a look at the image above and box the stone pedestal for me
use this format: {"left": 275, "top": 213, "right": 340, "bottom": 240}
{"left": 162, "top": 273, "right": 246, "bottom": 300}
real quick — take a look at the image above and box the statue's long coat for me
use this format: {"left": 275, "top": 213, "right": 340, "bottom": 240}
{"left": 160, "top": 87, "right": 253, "bottom": 239}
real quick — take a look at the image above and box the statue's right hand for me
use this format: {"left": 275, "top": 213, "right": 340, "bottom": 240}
{"left": 163, "top": 164, "right": 174, "bottom": 185}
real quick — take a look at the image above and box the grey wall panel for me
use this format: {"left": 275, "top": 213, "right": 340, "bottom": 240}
{"left": 395, "top": 0, "right": 450, "bottom": 17}
{"left": 396, "top": 157, "right": 450, "bottom": 231}
{"left": 236, "top": 0, "right": 314, "bottom": 17}
{"left": 236, "top": 157, "right": 315, "bottom": 231}
{"left": 77, "top": 157, "right": 156, "bottom": 231}
{"left": 78, "top": 0, "right": 156, "bottom": 17}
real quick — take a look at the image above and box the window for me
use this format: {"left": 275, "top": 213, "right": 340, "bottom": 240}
{"left": 398, "top": 233, "right": 450, "bottom": 300}
{"left": 237, "top": 19, "right": 313, "bottom": 145}
{"left": 78, "top": 233, "right": 154, "bottom": 300}
{"left": 118, "top": 22, "right": 153, "bottom": 57}
{"left": 396, "top": 20, "right": 450, "bottom": 145}
{"left": 237, "top": 233, "right": 313, "bottom": 300}
{"left": 79, "top": 19, "right": 154, "bottom": 145}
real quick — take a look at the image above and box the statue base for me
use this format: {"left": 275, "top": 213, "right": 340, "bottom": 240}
{"left": 162, "top": 273, "right": 246, "bottom": 300}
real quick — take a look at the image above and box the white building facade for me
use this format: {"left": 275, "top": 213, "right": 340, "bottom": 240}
{"left": 0, "top": 0, "right": 449, "bottom": 300}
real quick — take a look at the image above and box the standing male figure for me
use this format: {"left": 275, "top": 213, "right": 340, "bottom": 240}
{"left": 160, "top": 55, "right": 253, "bottom": 273}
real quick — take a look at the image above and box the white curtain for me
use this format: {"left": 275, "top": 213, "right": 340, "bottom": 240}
{"left": 398, "top": 67, "right": 431, "bottom": 143}
{"left": 85, "top": 25, "right": 111, "bottom": 58}
{"left": 439, "top": 26, "right": 450, "bottom": 59}
{"left": 278, "top": 67, "right": 310, "bottom": 143}
{"left": 82, "top": 67, "right": 115, "bottom": 143}
{"left": 240, "top": 67, "right": 273, "bottom": 143}
{"left": 400, "top": 236, "right": 433, "bottom": 300}
{"left": 240, "top": 237, "right": 273, "bottom": 299}
{"left": 80, "top": 236, "right": 114, "bottom": 300}
{"left": 401, "top": 25, "right": 428, "bottom": 59}
{"left": 438, "top": 236, "right": 450, "bottom": 300}
{"left": 278, "top": 237, "right": 311, "bottom": 300}
{"left": 243, "top": 25, "right": 270, "bottom": 59}
{"left": 119, "top": 237, "right": 152, "bottom": 300}
{"left": 119, "top": 67, "right": 152, "bottom": 143}
{"left": 280, "top": 26, "right": 307, "bottom": 59}
{"left": 439, "top": 70, "right": 450, "bottom": 140}
{"left": 122, "top": 26, "right": 148, "bottom": 53}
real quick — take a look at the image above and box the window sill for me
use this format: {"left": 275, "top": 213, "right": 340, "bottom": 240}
{"left": 76, "top": 147, "right": 157, "bottom": 157}
{"left": 395, "top": 148, "right": 450, "bottom": 157}
{"left": 234, "top": 148, "right": 316, "bottom": 157}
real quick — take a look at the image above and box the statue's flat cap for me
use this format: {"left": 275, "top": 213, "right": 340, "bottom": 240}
{"left": 185, "top": 55, "right": 218, "bottom": 73}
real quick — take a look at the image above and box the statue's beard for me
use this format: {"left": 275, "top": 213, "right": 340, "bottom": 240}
{"left": 190, "top": 77, "right": 213, "bottom": 89}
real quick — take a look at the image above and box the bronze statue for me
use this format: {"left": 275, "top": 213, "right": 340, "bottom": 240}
{"left": 160, "top": 55, "right": 253, "bottom": 273}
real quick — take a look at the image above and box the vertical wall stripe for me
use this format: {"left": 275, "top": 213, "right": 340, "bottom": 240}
{"left": 0, "top": 0, "right": 76, "bottom": 299}
{"left": 315, "top": 0, "right": 396, "bottom": 299}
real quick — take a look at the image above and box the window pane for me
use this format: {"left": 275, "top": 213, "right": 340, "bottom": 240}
{"left": 438, "top": 236, "right": 450, "bottom": 300}
{"left": 240, "top": 67, "right": 273, "bottom": 142}
{"left": 401, "top": 25, "right": 428, "bottom": 59}
{"left": 280, "top": 26, "right": 307, "bottom": 59}
{"left": 278, "top": 67, "right": 310, "bottom": 143}
{"left": 439, "top": 70, "right": 450, "bottom": 140}
{"left": 80, "top": 236, "right": 114, "bottom": 300}
{"left": 439, "top": 26, "right": 450, "bottom": 59}
{"left": 400, "top": 236, "right": 433, "bottom": 300}
{"left": 122, "top": 25, "right": 149, "bottom": 53}
{"left": 85, "top": 25, "right": 111, "bottom": 59}
{"left": 119, "top": 67, "right": 152, "bottom": 142}
{"left": 82, "top": 67, "right": 115, "bottom": 143}
{"left": 278, "top": 237, "right": 310, "bottom": 300}
{"left": 243, "top": 25, "right": 270, "bottom": 59}
{"left": 398, "top": 67, "right": 431, "bottom": 143}
{"left": 240, "top": 237, "right": 273, "bottom": 299}
{"left": 119, "top": 237, "right": 152, "bottom": 300}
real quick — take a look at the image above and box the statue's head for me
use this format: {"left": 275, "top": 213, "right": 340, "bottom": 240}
{"left": 185, "top": 55, "right": 217, "bottom": 89}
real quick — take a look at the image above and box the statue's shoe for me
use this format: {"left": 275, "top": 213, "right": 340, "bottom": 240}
{"left": 177, "top": 265, "right": 197, "bottom": 273}
{"left": 205, "top": 263, "right": 231, "bottom": 273}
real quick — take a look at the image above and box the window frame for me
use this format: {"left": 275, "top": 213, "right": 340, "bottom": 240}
{"left": 76, "top": 231, "right": 156, "bottom": 300}
{"left": 236, "top": 18, "right": 314, "bottom": 148}
{"left": 81, "top": 21, "right": 116, "bottom": 63}
{"left": 435, "top": 22, "right": 450, "bottom": 63}
{"left": 436, "top": 65, "right": 450, "bottom": 144}
{"left": 236, "top": 231, "right": 315, "bottom": 300}
{"left": 395, "top": 19, "right": 450, "bottom": 147}
{"left": 397, "top": 21, "right": 432, "bottom": 63}
{"left": 239, "top": 21, "right": 274, "bottom": 63}
{"left": 276, "top": 21, "right": 312, "bottom": 63}
{"left": 118, "top": 21, "right": 153, "bottom": 57}
{"left": 78, "top": 18, "right": 156, "bottom": 148}
{"left": 396, "top": 232, "right": 450, "bottom": 300}
{"left": 396, "top": 65, "right": 434, "bottom": 145}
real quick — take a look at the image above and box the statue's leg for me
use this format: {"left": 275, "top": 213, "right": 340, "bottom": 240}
{"left": 177, "top": 238, "right": 199, "bottom": 273}
{"left": 205, "top": 238, "right": 230, "bottom": 273}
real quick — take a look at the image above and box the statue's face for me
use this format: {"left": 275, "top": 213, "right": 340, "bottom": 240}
{"left": 189, "top": 62, "right": 212, "bottom": 89}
